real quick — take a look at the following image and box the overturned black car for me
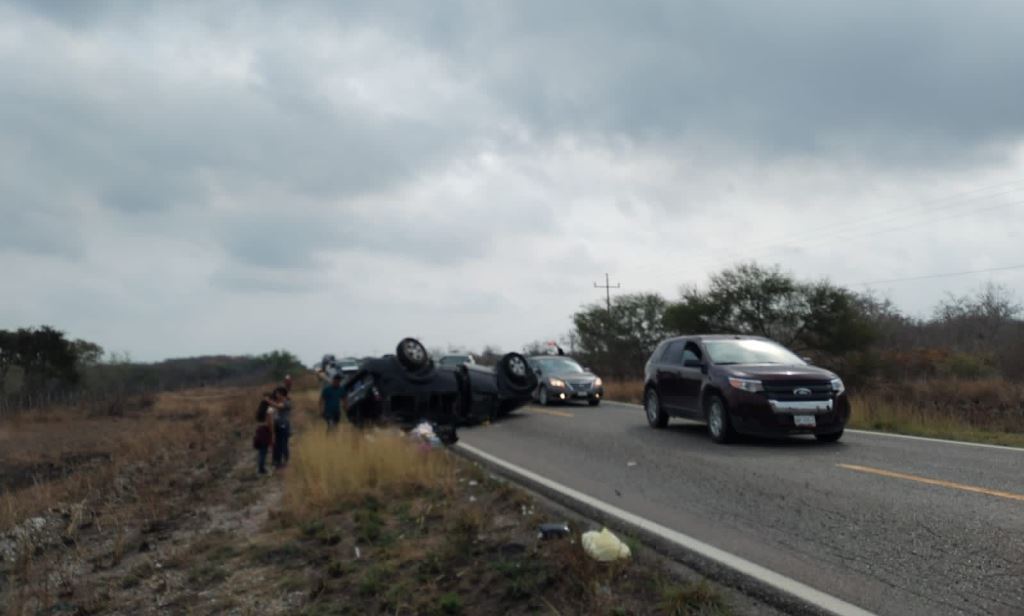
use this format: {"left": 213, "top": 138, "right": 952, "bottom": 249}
{"left": 340, "top": 338, "right": 537, "bottom": 444}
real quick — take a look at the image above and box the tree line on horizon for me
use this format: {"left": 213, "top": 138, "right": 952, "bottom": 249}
{"left": 0, "top": 326, "right": 304, "bottom": 411}
{"left": 565, "top": 263, "right": 1024, "bottom": 383}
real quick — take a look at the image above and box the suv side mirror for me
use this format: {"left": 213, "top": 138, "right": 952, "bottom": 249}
{"left": 683, "top": 359, "right": 703, "bottom": 368}
{"left": 802, "top": 356, "right": 813, "bottom": 364}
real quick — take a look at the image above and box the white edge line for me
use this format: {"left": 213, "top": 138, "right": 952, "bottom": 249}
{"left": 456, "top": 441, "right": 876, "bottom": 616}
{"left": 607, "top": 401, "right": 1024, "bottom": 453}
{"left": 843, "top": 429, "right": 1023, "bottom": 452}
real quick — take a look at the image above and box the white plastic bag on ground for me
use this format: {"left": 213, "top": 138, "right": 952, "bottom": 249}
{"left": 411, "top": 420, "right": 442, "bottom": 448}
{"left": 581, "top": 527, "right": 631, "bottom": 561}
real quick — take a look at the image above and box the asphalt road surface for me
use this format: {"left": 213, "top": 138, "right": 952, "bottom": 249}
{"left": 459, "top": 401, "right": 1024, "bottom": 616}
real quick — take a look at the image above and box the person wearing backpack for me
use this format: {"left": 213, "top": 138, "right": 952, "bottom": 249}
{"left": 253, "top": 394, "right": 274, "bottom": 475}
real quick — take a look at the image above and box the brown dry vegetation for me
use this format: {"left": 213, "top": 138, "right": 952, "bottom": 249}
{"left": 275, "top": 426, "right": 735, "bottom": 615}
{"left": 601, "top": 377, "right": 1024, "bottom": 446}
{"left": 604, "top": 379, "right": 646, "bottom": 405}
{"left": 0, "top": 386, "right": 257, "bottom": 615}
{"left": 0, "top": 383, "right": 755, "bottom": 616}
{"left": 849, "top": 378, "right": 1024, "bottom": 446}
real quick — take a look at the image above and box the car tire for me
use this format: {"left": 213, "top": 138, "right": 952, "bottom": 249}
{"left": 816, "top": 429, "right": 844, "bottom": 443}
{"left": 396, "top": 337, "right": 431, "bottom": 372}
{"left": 588, "top": 398, "right": 600, "bottom": 407}
{"left": 705, "top": 394, "right": 735, "bottom": 444}
{"left": 538, "top": 387, "right": 551, "bottom": 406}
{"left": 496, "top": 352, "right": 536, "bottom": 396}
{"left": 644, "top": 388, "right": 668, "bottom": 429}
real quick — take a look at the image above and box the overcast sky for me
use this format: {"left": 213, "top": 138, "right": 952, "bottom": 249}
{"left": 3, "top": 1, "right": 1024, "bottom": 363}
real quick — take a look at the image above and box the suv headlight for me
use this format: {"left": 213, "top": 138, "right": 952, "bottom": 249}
{"left": 728, "top": 377, "right": 763, "bottom": 393}
{"left": 548, "top": 377, "right": 566, "bottom": 388}
{"left": 831, "top": 378, "right": 845, "bottom": 394}
{"left": 593, "top": 377, "right": 603, "bottom": 388}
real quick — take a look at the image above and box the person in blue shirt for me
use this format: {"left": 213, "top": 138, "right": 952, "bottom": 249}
{"left": 319, "top": 373, "right": 347, "bottom": 430}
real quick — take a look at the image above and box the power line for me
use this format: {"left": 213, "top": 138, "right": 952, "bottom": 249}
{"left": 625, "top": 182, "right": 1024, "bottom": 281}
{"left": 851, "top": 264, "right": 1024, "bottom": 287}
{"left": 593, "top": 273, "right": 621, "bottom": 312}
{"left": 698, "top": 190, "right": 1024, "bottom": 271}
{"left": 713, "top": 178, "right": 1024, "bottom": 263}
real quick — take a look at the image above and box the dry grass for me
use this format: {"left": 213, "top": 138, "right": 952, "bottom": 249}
{"left": 850, "top": 379, "right": 1024, "bottom": 447}
{"left": 284, "top": 428, "right": 453, "bottom": 517}
{"left": 603, "top": 379, "right": 644, "bottom": 404}
{"left": 1, "top": 385, "right": 271, "bottom": 616}
{"left": 0, "top": 386, "right": 257, "bottom": 531}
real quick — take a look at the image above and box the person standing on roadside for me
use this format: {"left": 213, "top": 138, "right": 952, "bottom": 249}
{"left": 283, "top": 374, "right": 293, "bottom": 394}
{"left": 253, "top": 394, "right": 274, "bottom": 475}
{"left": 267, "top": 386, "right": 292, "bottom": 469}
{"left": 319, "top": 373, "right": 346, "bottom": 431}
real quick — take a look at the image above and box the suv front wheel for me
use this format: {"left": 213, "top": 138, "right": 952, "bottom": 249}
{"left": 645, "top": 388, "right": 668, "bottom": 428}
{"left": 706, "top": 394, "right": 735, "bottom": 444}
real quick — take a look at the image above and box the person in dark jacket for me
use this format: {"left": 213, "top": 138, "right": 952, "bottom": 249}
{"left": 267, "top": 386, "right": 292, "bottom": 469}
{"left": 253, "top": 395, "right": 274, "bottom": 474}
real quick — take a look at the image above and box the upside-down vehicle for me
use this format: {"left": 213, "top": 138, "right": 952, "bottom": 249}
{"left": 340, "top": 338, "right": 538, "bottom": 444}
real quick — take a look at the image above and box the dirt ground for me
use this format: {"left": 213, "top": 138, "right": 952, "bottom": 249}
{"left": 0, "top": 386, "right": 779, "bottom": 616}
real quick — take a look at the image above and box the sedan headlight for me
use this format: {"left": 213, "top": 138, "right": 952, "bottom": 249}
{"left": 728, "top": 377, "right": 763, "bottom": 393}
{"left": 830, "top": 378, "right": 845, "bottom": 394}
{"left": 548, "top": 377, "right": 566, "bottom": 388}
{"left": 593, "top": 377, "right": 603, "bottom": 388}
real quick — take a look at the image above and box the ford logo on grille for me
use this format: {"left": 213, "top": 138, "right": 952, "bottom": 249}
{"left": 793, "top": 387, "right": 813, "bottom": 396}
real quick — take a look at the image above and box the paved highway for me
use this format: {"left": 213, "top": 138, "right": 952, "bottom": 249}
{"left": 459, "top": 401, "right": 1024, "bottom": 616}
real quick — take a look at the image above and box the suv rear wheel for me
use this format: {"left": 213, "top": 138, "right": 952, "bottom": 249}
{"left": 645, "top": 388, "right": 668, "bottom": 428}
{"left": 396, "top": 337, "right": 431, "bottom": 372}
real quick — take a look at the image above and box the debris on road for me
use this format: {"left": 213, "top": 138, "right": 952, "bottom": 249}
{"left": 626, "top": 460, "right": 637, "bottom": 467}
{"left": 582, "top": 527, "right": 632, "bottom": 562}
{"left": 537, "top": 522, "right": 571, "bottom": 540}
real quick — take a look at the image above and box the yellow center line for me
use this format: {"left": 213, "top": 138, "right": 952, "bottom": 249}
{"left": 838, "top": 463, "right": 1024, "bottom": 503}
{"left": 527, "top": 407, "right": 575, "bottom": 418}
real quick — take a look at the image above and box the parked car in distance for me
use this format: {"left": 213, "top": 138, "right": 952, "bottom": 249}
{"left": 437, "top": 354, "right": 476, "bottom": 367}
{"left": 528, "top": 355, "right": 604, "bottom": 406}
{"left": 317, "top": 355, "right": 361, "bottom": 381}
{"left": 643, "top": 335, "right": 849, "bottom": 443}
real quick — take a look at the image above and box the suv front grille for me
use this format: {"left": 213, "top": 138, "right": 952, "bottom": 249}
{"left": 762, "top": 381, "right": 832, "bottom": 401}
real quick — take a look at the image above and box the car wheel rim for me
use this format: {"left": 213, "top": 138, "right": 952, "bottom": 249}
{"left": 646, "top": 392, "right": 657, "bottom": 422}
{"left": 709, "top": 401, "right": 723, "bottom": 437}
{"left": 508, "top": 356, "right": 526, "bottom": 378}
{"left": 403, "top": 341, "right": 425, "bottom": 363}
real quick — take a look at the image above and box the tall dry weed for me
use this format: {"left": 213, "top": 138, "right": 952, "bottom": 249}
{"left": 284, "top": 428, "right": 452, "bottom": 517}
{"left": 603, "top": 379, "right": 644, "bottom": 404}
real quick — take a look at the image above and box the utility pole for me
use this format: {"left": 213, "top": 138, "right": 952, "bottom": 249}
{"left": 593, "top": 273, "right": 621, "bottom": 313}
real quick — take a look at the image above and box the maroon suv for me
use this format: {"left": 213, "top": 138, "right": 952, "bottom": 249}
{"left": 643, "top": 335, "right": 849, "bottom": 443}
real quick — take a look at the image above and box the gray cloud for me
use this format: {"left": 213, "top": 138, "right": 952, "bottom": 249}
{"left": 3, "top": 1, "right": 1024, "bottom": 361}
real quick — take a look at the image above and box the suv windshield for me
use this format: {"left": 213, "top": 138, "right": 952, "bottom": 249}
{"left": 532, "top": 357, "right": 585, "bottom": 373}
{"left": 704, "top": 339, "right": 804, "bottom": 365}
{"left": 438, "top": 355, "right": 471, "bottom": 366}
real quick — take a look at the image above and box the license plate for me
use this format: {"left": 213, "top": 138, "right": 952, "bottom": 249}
{"left": 575, "top": 392, "right": 588, "bottom": 398}
{"left": 794, "top": 415, "right": 816, "bottom": 427}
